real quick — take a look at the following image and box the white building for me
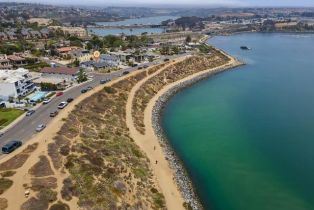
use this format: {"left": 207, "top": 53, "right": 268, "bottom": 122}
{"left": 0, "top": 68, "right": 34, "bottom": 100}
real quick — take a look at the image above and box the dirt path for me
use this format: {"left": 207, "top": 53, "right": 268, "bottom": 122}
{"left": 125, "top": 57, "right": 188, "bottom": 210}
{"left": 126, "top": 53, "right": 241, "bottom": 210}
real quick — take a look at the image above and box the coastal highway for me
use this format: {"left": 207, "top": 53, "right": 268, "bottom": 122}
{"left": 0, "top": 54, "right": 188, "bottom": 155}
{"left": 0, "top": 63, "right": 154, "bottom": 151}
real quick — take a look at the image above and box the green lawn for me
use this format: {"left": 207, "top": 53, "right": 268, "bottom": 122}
{"left": 0, "top": 108, "right": 25, "bottom": 128}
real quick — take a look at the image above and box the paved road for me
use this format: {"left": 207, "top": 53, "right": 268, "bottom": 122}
{"left": 0, "top": 54, "right": 188, "bottom": 153}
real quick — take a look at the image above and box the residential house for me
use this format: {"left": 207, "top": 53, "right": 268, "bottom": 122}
{"left": 57, "top": 46, "right": 79, "bottom": 58}
{"left": 40, "top": 28, "right": 50, "bottom": 39}
{"left": 40, "top": 66, "right": 80, "bottom": 82}
{"left": 69, "top": 49, "right": 92, "bottom": 63}
{"left": 109, "top": 51, "right": 133, "bottom": 63}
{"left": 0, "top": 32, "right": 8, "bottom": 41}
{"left": 0, "top": 55, "right": 13, "bottom": 70}
{"left": 0, "top": 68, "right": 35, "bottom": 100}
{"left": 7, "top": 55, "right": 27, "bottom": 67}
{"left": 6, "top": 30, "right": 17, "bottom": 40}
{"left": 21, "top": 28, "right": 31, "bottom": 39}
{"left": 29, "top": 30, "right": 42, "bottom": 39}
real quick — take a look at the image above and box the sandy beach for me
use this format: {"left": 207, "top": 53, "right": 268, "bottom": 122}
{"left": 127, "top": 50, "right": 242, "bottom": 209}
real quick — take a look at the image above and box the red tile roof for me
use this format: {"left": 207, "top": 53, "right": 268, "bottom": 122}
{"left": 41, "top": 67, "right": 79, "bottom": 75}
{"left": 7, "top": 55, "right": 25, "bottom": 61}
{"left": 57, "top": 47, "right": 80, "bottom": 53}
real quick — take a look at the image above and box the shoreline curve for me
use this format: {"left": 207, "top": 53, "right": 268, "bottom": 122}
{"left": 147, "top": 51, "right": 243, "bottom": 209}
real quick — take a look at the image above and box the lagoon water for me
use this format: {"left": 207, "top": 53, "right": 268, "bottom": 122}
{"left": 162, "top": 33, "right": 314, "bottom": 210}
{"left": 90, "top": 15, "right": 177, "bottom": 36}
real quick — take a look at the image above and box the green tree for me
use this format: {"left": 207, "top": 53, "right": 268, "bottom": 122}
{"left": 185, "top": 35, "right": 192, "bottom": 43}
{"left": 77, "top": 69, "right": 87, "bottom": 83}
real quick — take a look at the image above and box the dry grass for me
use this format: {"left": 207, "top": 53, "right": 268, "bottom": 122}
{"left": 0, "top": 143, "right": 38, "bottom": 171}
{"left": 48, "top": 69, "right": 167, "bottom": 209}
{"left": 31, "top": 177, "right": 58, "bottom": 191}
{"left": 28, "top": 156, "right": 54, "bottom": 177}
{"left": 0, "top": 179, "right": 13, "bottom": 195}
{"left": 132, "top": 49, "right": 230, "bottom": 134}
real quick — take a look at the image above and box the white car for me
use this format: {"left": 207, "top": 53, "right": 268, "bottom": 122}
{"left": 57, "top": 101, "right": 68, "bottom": 109}
{"left": 43, "top": 98, "right": 51, "bottom": 104}
{"left": 35, "top": 124, "right": 46, "bottom": 132}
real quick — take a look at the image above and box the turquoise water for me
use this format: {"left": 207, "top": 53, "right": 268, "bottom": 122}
{"left": 162, "top": 33, "right": 314, "bottom": 210}
{"left": 29, "top": 91, "right": 47, "bottom": 102}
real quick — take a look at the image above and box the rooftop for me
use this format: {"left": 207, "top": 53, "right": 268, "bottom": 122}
{"left": 41, "top": 67, "right": 79, "bottom": 75}
{"left": 0, "top": 68, "right": 29, "bottom": 83}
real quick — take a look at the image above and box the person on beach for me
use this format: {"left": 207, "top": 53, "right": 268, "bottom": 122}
{"left": 156, "top": 160, "right": 158, "bottom": 164}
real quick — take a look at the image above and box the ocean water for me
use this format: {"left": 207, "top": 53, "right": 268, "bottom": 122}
{"left": 162, "top": 33, "right": 314, "bottom": 210}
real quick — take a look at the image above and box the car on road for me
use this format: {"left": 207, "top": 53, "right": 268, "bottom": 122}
{"left": 43, "top": 98, "right": 51, "bottom": 104}
{"left": 164, "top": 58, "right": 170, "bottom": 62}
{"left": 131, "top": 63, "right": 138, "bottom": 67}
{"left": 122, "top": 71, "right": 130, "bottom": 75}
{"left": 67, "top": 98, "right": 74, "bottom": 103}
{"left": 26, "top": 110, "right": 35, "bottom": 116}
{"left": 100, "top": 79, "right": 110, "bottom": 84}
{"left": 86, "top": 86, "right": 93, "bottom": 91}
{"left": 57, "top": 101, "right": 68, "bottom": 109}
{"left": 138, "top": 66, "right": 143, "bottom": 70}
{"left": 35, "top": 124, "right": 46, "bottom": 132}
{"left": 2, "top": 140, "right": 22, "bottom": 154}
{"left": 143, "top": 65, "right": 149, "bottom": 68}
{"left": 56, "top": 92, "right": 64, "bottom": 97}
{"left": 0, "top": 132, "right": 4, "bottom": 137}
{"left": 81, "top": 88, "right": 88, "bottom": 93}
{"left": 50, "top": 111, "right": 58, "bottom": 117}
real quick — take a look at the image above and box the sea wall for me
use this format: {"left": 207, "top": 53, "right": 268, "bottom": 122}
{"left": 151, "top": 60, "right": 243, "bottom": 210}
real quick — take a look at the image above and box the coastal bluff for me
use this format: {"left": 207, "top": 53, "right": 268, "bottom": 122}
{"left": 0, "top": 48, "right": 241, "bottom": 210}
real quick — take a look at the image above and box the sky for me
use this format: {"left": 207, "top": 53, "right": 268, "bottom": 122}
{"left": 2, "top": 0, "right": 314, "bottom": 7}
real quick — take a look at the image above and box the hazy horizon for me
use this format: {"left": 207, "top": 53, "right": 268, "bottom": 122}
{"left": 1, "top": 0, "right": 314, "bottom": 8}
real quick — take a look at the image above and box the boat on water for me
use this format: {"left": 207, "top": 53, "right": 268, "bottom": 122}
{"left": 240, "top": 46, "right": 251, "bottom": 50}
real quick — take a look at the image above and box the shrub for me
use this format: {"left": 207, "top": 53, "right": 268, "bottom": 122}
{"left": 103, "top": 86, "right": 116, "bottom": 94}
{"left": 0, "top": 178, "right": 13, "bottom": 194}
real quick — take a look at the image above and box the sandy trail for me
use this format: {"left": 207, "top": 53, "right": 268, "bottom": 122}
{"left": 126, "top": 52, "right": 241, "bottom": 210}
{"left": 0, "top": 51, "right": 241, "bottom": 210}
{"left": 126, "top": 57, "right": 188, "bottom": 210}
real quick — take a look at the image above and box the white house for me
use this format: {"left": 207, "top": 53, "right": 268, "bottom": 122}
{"left": 0, "top": 68, "right": 34, "bottom": 100}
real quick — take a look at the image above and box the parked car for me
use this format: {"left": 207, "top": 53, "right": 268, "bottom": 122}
{"left": 56, "top": 92, "right": 64, "bottom": 97}
{"left": 42, "top": 98, "right": 51, "bottom": 104}
{"left": 86, "top": 86, "right": 93, "bottom": 91}
{"left": 138, "top": 66, "right": 143, "bottom": 70}
{"left": 50, "top": 111, "right": 58, "bottom": 117}
{"left": 122, "top": 71, "right": 130, "bottom": 75}
{"left": 2, "top": 140, "right": 22, "bottom": 154}
{"left": 26, "top": 110, "right": 35, "bottom": 116}
{"left": 131, "top": 63, "right": 138, "bottom": 67}
{"left": 143, "top": 65, "right": 149, "bottom": 68}
{"left": 67, "top": 98, "right": 74, "bottom": 103}
{"left": 35, "top": 124, "right": 46, "bottom": 132}
{"left": 81, "top": 89, "right": 88, "bottom": 93}
{"left": 57, "top": 101, "right": 68, "bottom": 109}
{"left": 164, "top": 58, "right": 170, "bottom": 62}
